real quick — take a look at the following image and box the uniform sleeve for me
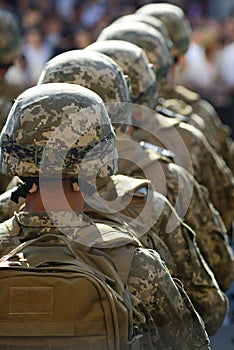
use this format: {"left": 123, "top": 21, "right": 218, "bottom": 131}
{"left": 141, "top": 190, "right": 228, "bottom": 335}
{"left": 178, "top": 123, "right": 234, "bottom": 231}
{"left": 167, "top": 162, "right": 234, "bottom": 292}
{"left": 127, "top": 247, "right": 210, "bottom": 350}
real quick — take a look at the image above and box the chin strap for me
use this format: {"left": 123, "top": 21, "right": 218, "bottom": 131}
{"left": 10, "top": 179, "right": 39, "bottom": 203}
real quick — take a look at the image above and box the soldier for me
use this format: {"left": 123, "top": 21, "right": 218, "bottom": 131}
{"left": 0, "top": 9, "right": 25, "bottom": 193}
{"left": 37, "top": 49, "right": 228, "bottom": 335}
{"left": 96, "top": 19, "right": 234, "bottom": 234}
{"left": 111, "top": 13, "right": 211, "bottom": 142}
{"left": 85, "top": 39, "right": 234, "bottom": 293}
{"left": 136, "top": 2, "right": 234, "bottom": 175}
{"left": 95, "top": 18, "right": 211, "bottom": 142}
{"left": 0, "top": 82, "right": 210, "bottom": 349}
{"left": 113, "top": 13, "right": 173, "bottom": 53}
{"left": 0, "top": 8, "right": 26, "bottom": 127}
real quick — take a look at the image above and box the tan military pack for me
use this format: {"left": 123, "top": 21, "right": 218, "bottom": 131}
{"left": 0, "top": 232, "right": 143, "bottom": 350}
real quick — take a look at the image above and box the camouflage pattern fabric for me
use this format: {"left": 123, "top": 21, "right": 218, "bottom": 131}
{"left": 0, "top": 83, "right": 118, "bottom": 179}
{"left": 38, "top": 50, "right": 131, "bottom": 137}
{"left": 90, "top": 173, "right": 228, "bottom": 335}
{"left": 127, "top": 248, "right": 210, "bottom": 349}
{"left": 172, "top": 85, "right": 234, "bottom": 175}
{"left": 95, "top": 2, "right": 234, "bottom": 181}
{"left": 135, "top": 3, "right": 234, "bottom": 174}
{"left": 85, "top": 35, "right": 214, "bottom": 159}
{"left": 0, "top": 77, "right": 210, "bottom": 347}
{"left": 87, "top": 39, "right": 208, "bottom": 148}
{"left": 117, "top": 137, "right": 234, "bottom": 292}
{"left": 0, "top": 186, "right": 25, "bottom": 222}
{"left": 0, "top": 86, "right": 22, "bottom": 194}
{"left": 136, "top": 3, "right": 192, "bottom": 57}
{"left": 95, "top": 19, "right": 228, "bottom": 161}
{"left": 86, "top": 33, "right": 233, "bottom": 290}
{"left": 158, "top": 83, "right": 234, "bottom": 169}
{"left": 0, "top": 9, "right": 22, "bottom": 66}
{"left": 0, "top": 177, "right": 24, "bottom": 222}
{"left": 85, "top": 40, "right": 157, "bottom": 108}
{"left": 83, "top": 39, "right": 233, "bottom": 290}
{"left": 157, "top": 97, "right": 211, "bottom": 141}
{"left": 131, "top": 110, "right": 234, "bottom": 232}
{"left": 97, "top": 21, "right": 172, "bottom": 79}
{"left": 0, "top": 210, "right": 210, "bottom": 349}
{"left": 112, "top": 13, "right": 173, "bottom": 53}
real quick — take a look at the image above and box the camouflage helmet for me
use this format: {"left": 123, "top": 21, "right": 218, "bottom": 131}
{"left": 0, "top": 9, "right": 22, "bottom": 66}
{"left": 97, "top": 22, "right": 172, "bottom": 78}
{"left": 0, "top": 83, "right": 118, "bottom": 180}
{"left": 38, "top": 50, "right": 131, "bottom": 137}
{"left": 136, "top": 3, "right": 192, "bottom": 57}
{"left": 86, "top": 40, "right": 158, "bottom": 109}
{"left": 113, "top": 13, "right": 173, "bottom": 53}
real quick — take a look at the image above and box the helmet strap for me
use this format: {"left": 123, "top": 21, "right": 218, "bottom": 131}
{"left": 10, "top": 179, "right": 39, "bottom": 203}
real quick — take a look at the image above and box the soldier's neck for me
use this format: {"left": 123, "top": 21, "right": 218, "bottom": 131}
{"left": 25, "top": 179, "right": 84, "bottom": 212}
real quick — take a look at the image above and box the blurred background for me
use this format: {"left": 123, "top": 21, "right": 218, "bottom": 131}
{"left": 1, "top": 0, "right": 234, "bottom": 136}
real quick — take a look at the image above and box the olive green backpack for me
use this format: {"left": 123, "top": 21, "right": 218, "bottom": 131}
{"left": 0, "top": 233, "right": 143, "bottom": 350}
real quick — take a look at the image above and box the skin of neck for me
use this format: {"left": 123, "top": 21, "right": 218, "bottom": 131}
{"left": 25, "top": 178, "right": 84, "bottom": 212}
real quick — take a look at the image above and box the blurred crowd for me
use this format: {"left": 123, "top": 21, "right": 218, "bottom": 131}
{"left": 176, "top": 9, "right": 234, "bottom": 134}
{"left": 1, "top": 0, "right": 234, "bottom": 135}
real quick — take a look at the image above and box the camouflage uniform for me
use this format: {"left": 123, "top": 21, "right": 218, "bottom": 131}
{"left": 37, "top": 47, "right": 229, "bottom": 335}
{"left": 97, "top": 21, "right": 172, "bottom": 81}
{"left": 117, "top": 137, "right": 234, "bottom": 293}
{"left": 0, "top": 9, "right": 24, "bottom": 123}
{"left": 132, "top": 111, "right": 234, "bottom": 231}
{"left": 96, "top": 19, "right": 234, "bottom": 232}
{"left": 95, "top": 18, "right": 222, "bottom": 146}
{"left": 0, "top": 83, "right": 210, "bottom": 349}
{"left": 112, "top": 13, "right": 173, "bottom": 53}
{"left": 137, "top": 2, "right": 234, "bottom": 175}
{"left": 162, "top": 84, "right": 234, "bottom": 175}
{"left": 0, "top": 9, "right": 24, "bottom": 194}
{"left": 0, "top": 186, "right": 24, "bottom": 222}
{"left": 85, "top": 39, "right": 234, "bottom": 292}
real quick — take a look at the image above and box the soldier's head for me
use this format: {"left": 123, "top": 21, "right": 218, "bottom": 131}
{"left": 136, "top": 3, "right": 192, "bottom": 59}
{"left": 113, "top": 13, "right": 173, "bottom": 53}
{"left": 0, "top": 9, "right": 22, "bottom": 71}
{"left": 38, "top": 50, "right": 131, "bottom": 137}
{"left": 0, "top": 83, "right": 117, "bottom": 200}
{"left": 86, "top": 40, "right": 157, "bottom": 109}
{"left": 97, "top": 21, "right": 172, "bottom": 80}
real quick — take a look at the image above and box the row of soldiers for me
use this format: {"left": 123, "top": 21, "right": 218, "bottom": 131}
{"left": 0, "top": 3, "right": 234, "bottom": 349}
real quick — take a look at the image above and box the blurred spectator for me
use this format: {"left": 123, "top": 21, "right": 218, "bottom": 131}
{"left": 54, "top": 0, "right": 77, "bottom": 21}
{"left": 217, "top": 10, "right": 234, "bottom": 136}
{"left": 219, "top": 11, "right": 234, "bottom": 92}
{"left": 51, "top": 27, "right": 75, "bottom": 57}
{"left": 43, "top": 14, "right": 64, "bottom": 48}
{"left": 5, "top": 54, "right": 30, "bottom": 88}
{"left": 176, "top": 22, "right": 224, "bottom": 103}
{"left": 74, "top": 27, "right": 93, "bottom": 48}
{"left": 23, "top": 26, "right": 53, "bottom": 85}
{"left": 79, "top": 0, "right": 107, "bottom": 29}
